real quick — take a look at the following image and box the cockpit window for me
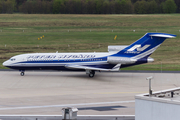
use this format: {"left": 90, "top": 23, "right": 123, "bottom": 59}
{"left": 10, "top": 58, "right": 16, "bottom": 61}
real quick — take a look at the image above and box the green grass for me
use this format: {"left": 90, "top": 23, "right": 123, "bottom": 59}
{"left": 0, "top": 14, "right": 180, "bottom": 71}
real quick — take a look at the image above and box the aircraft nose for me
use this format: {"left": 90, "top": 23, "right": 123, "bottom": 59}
{"left": 3, "top": 60, "right": 9, "bottom": 66}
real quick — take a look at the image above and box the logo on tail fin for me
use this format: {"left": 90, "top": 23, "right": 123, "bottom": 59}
{"left": 126, "top": 44, "right": 150, "bottom": 53}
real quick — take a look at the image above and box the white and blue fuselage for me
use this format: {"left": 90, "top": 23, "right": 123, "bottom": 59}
{"left": 3, "top": 33, "right": 176, "bottom": 77}
{"left": 4, "top": 52, "right": 113, "bottom": 71}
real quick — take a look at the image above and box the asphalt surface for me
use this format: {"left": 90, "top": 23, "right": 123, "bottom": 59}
{"left": 0, "top": 71, "right": 179, "bottom": 115}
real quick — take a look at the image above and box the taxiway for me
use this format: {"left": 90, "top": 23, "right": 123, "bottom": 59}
{"left": 0, "top": 71, "right": 179, "bottom": 115}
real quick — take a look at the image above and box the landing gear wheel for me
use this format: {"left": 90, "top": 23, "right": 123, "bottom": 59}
{"left": 89, "top": 73, "right": 94, "bottom": 78}
{"left": 88, "top": 70, "right": 95, "bottom": 78}
{"left": 20, "top": 72, "right": 24, "bottom": 76}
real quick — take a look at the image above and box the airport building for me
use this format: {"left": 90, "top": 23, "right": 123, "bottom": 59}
{"left": 135, "top": 87, "right": 180, "bottom": 120}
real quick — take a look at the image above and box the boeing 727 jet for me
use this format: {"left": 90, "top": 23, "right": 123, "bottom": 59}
{"left": 3, "top": 33, "right": 176, "bottom": 77}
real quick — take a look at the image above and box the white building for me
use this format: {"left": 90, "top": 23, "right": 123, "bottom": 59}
{"left": 135, "top": 87, "right": 180, "bottom": 120}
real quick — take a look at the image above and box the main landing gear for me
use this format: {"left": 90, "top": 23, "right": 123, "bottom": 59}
{"left": 86, "top": 70, "right": 95, "bottom": 78}
{"left": 19, "top": 70, "right": 25, "bottom": 76}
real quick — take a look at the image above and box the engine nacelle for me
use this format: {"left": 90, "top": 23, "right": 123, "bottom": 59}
{"left": 108, "top": 45, "right": 128, "bottom": 52}
{"left": 107, "top": 57, "right": 137, "bottom": 64}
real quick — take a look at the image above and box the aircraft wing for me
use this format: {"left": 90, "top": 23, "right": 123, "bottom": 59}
{"left": 65, "top": 64, "right": 121, "bottom": 71}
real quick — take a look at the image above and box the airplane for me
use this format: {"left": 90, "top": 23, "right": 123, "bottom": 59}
{"left": 3, "top": 33, "right": 176, "bottom": 77}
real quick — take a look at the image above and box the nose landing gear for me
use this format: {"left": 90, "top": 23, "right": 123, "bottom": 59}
{"left": 19, "top": 70, "right": 25, "bottom": 76}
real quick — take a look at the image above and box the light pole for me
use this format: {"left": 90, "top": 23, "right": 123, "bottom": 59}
{"left": 146, "top": 76, "right": 153, "bottom": 97}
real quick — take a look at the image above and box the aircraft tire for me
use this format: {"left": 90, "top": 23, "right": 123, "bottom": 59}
{"left": 20, "top": 72, "right": 25, "bottom": 76}
{"left": 89, "top": 73, "right": 94, "bottom": 78}
{"left": 89, "top": 70, "right": 95, "bottom": 78}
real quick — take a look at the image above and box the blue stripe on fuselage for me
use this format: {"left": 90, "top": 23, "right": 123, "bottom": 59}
{"left": 13, "top": 57, "right": 108, "bottom": 65}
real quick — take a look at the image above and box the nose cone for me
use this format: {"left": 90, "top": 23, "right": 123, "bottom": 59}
{"left": 3, "top": 60, "right": 9, "bottom": 67}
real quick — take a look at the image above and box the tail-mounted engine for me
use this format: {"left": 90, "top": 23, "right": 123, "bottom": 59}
{"left": 107, "top": 56, "right": 154, "bottom": 64}
{"left": 107, "top": 57, "right": 137, "bottom": 64}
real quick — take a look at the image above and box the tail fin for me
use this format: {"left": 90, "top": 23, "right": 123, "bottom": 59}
{"left": 114, "top": 33, "right": 176, "bottom": 59}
